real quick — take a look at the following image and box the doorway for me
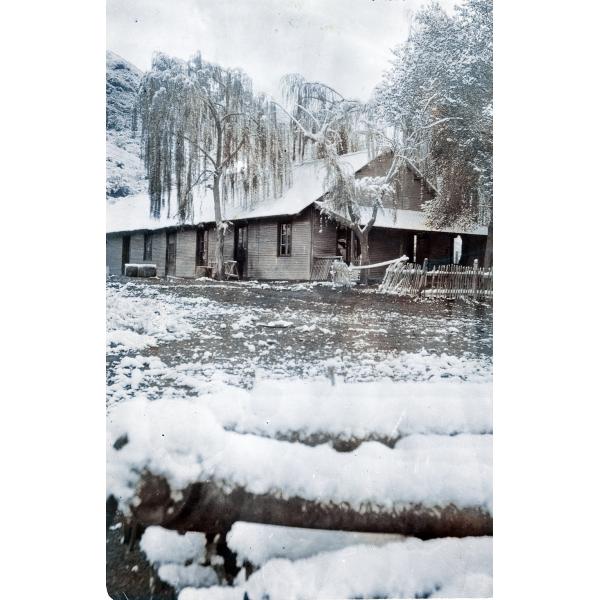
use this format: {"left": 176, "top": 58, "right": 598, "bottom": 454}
{"left": 336, "top": 226, "right": 351, "bottom": 263}
{"left": 414, "top": 233, "right": 431, "bottom": 265}
{"left": 234, "top": 225, "right": 248, "bottom": 278}
{"left": 166, "top": 232, "right": 177, "bottom": 276}
{"left": 121, "top": 235, "right": 130, "bottom": 275}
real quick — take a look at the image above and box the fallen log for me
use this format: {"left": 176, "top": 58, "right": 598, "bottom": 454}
{"left": 131, "top": 475, "right": 492, "bottom": 540}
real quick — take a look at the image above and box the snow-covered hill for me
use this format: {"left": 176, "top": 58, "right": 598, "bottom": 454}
{"left": 106, "top": 50, "right": 141, "bottom": 132}
{"left": 106, "top": 50, "right": 146, "bottom": 200}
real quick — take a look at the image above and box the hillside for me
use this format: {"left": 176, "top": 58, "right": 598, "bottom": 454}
{"left": 106, "top": 50, "right": 146, "bottom": 200}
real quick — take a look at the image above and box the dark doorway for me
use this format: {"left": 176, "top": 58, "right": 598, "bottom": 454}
{"left": 414, "top": 233, "right": 431, "bottom": 265}
{"left": 166, "top": 232, "right": 177, "bottom": 276}
{"left": 234, "top": 225, "right": 248, "bottom": 278}
{"left": 336, "top": 226, "right": 351, "bottom": 263}
{"left": 196, "top": 229, "right": 207, "bottom": 267}
{"left": 121, "top": 235, "right": 130, "bottom": 275}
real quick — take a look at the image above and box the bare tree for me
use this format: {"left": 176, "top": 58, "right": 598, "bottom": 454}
{"left": 138, "top": 52, "right": 292, "bottom": 279}
{"left": 277, "top": 75, "right": 399, "bottom": 283}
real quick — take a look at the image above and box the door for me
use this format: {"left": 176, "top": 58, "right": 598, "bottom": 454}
{"left": 415, "top": 233, "right": 431, "bottom": 265}
{"left": 121, "top": 235, "right": 130, "bottom": 275}
{"left": 234, "top": 225, "right": 248, "bottom": 278}
{"left": 166, "top": 232, "right": 177, "bottom": 276}
{"left": 336, "top": 226, "right": 351, "bottom": 264}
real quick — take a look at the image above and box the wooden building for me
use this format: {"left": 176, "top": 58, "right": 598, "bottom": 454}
{"left": 106, "top": 151, "right": 488, "bottom": 281}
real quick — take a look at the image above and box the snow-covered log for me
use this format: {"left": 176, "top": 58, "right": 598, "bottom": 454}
{"left": 131, "top": 474, "right": 492, "bottom": 539}
{"left": 194, "top": 379, "right": 492, "bottom": 449}
{"left": 107, "top": 397, "right": 492, "bottom": 539}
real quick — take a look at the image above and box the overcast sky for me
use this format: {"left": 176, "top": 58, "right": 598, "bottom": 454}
{"left": 108, "top": 0, "right": 458, "bottom": 101}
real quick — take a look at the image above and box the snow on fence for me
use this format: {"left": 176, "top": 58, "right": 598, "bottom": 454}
{"left": 380, "top": 258, "right": 493, "bottom": 299}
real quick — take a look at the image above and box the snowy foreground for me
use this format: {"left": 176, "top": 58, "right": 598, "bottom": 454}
{"left": 141, "top": 525, "right": 492, "bottom": 599}
{"left": 106, "top": 278, "right": 492, "bottom": 599}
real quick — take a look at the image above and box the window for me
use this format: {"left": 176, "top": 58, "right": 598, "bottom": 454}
{"left": 278, "top": 222, "right": 292, "bottom": 256}
{"left": 143, "top": 233, "right": 152, "bottom": 261}
{"left": 196, "top": 229, "right": 207, "bottom": 266}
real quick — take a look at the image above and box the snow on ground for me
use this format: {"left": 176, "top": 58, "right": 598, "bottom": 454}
{"left": 139, "top": 527, "right": 218, "bottom": 592}
{"left": 179, "top": 536, "right": 492, "bottom": 600}
{"left": 106, "top": 278, "right": 492, "bottom": 598}
{"left": 107, "top": 395, "right": 492, "bottom": 512}
{"left": 106, "top": 277, "right": 492, "bottom": 405}
{"left": 106, "top": 282, "right": 195, "bottom": 352}
{"left": 227, "top": 522, "right": 406, "bottom": 566}
{"left": 140, "top": 527, "right": 207, "bottom": 566}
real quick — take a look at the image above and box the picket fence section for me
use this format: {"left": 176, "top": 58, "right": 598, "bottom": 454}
{"left": 380, "top": 259, "right": 493, "bottom": 299}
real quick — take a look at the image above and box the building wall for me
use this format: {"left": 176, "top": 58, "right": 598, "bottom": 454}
{"left": 106, "top": 234, "right": 122, "bottom": 275}
{"left": 365, "top": 228, "right": 409, "bottom": 279}
{"left": 129, "top": 234, "right": 145, "bottom": 264}
{"left": 207, "top": 226, "right": 234, "bottom": 263}
{"left": 355, "top": 154, "right": 434, "bottom": 212}
{"left": 175, "top": 229, "right": 197, "bottom": 278}
{"left": 152, "top": 231, "right": 167, "bottom": 276}
{"left": 246, "top": 212, "right": 312, "bottom": 280}
{"left": 311, "top": 208, "right": 338, "bottom": 257}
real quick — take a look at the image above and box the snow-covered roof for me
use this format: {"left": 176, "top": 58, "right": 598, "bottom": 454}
{"left": 106, "top": 151, "right": 371, "bottom": 234}
{"left": 318, "top": 203, "right": 489, "bottom": 236}
{"left": 106, "top": 149, "right": 487, "bottom": 236}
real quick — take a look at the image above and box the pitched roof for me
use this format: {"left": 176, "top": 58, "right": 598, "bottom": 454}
{"left": 106, "top": 150, "right": 487, "bottom": 236}
{"left": 317, "top": 202, "right": 488, "bottom": 236}
{"left": 106, "top": 151, "right": 371, "bottom": 234}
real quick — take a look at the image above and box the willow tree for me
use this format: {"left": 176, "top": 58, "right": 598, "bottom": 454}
{"left": 137, "top": 52, "right": 292, "bottom": 279}
{"left": 278, "top": 75, "right": 398, "bottom": 283}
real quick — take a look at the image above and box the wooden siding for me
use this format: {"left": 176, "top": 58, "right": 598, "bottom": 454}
{"left": 128, "top": 233, "right": 158, "bottom": 265}
{"left": 246, "top": 212, "right": 312, "bottom": 280}
{"left": 364, "top": 228, "right": 407, "bottom": 279}
{"left": 106, "top": 234, "right": 122, "bottom": 275}
{"left": 129, "top": 234, "right": 145, "bottom": 264}
{"left": 152, "top": 231, "right": 167, "bottom": 276}
{"left": 175, "top": 229, "right": 197, "bottom": 278}
{"left": 311, "top": 207, "right": 338, "bottom": 256}
{"left": 207, "top": 226, "right": 234, "bottom": 263}
{"left": 356, "top": 154, "right": 434, "bottom": 212}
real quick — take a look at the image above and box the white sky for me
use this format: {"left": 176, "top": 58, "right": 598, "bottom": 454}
{"left": 107, "top": 0, "right": 458, "bottom": 102}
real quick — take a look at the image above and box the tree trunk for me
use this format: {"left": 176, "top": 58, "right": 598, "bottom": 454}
{"left": 213, "top": 172, "right": 225, "bottom": 280}
{"left": 133, "top": 475, "right": 493, "bottom": 540}
{"left": 483, "top": 221, "right": 493, "bottom": 268}
{"left": 358, "top": 229, "right": 370, "bottom": 285}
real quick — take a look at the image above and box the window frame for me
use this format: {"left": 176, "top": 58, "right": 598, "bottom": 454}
{"left": 143, "top": 233, "right": 153, "bottom": 261}
{"left": 277, "top": 222, "right": 292, "bottom": 257}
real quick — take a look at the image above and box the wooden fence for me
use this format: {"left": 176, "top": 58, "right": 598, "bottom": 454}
{"left": 380, "top": 259, "right": 493, "bottom": 299}
{"left": 311, "top": 255, "right": 341, "bottom": 281}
